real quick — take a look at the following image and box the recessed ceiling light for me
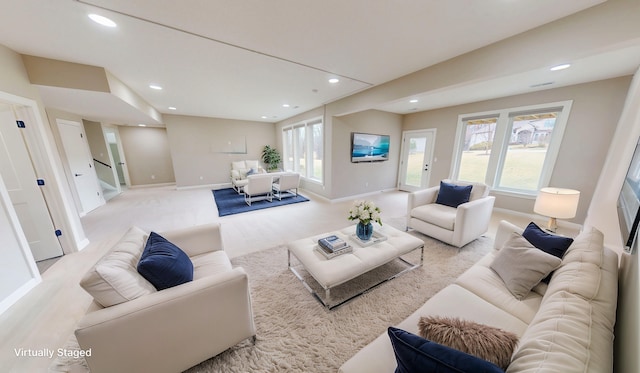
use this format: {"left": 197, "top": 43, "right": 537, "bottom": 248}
{"left": 261, "top": 116, "right": 268, "bottom": 119}
{"left": 88, "top": 14, "right": 117, "bottom": 28}
{"left": 138, "top": 124, "right": 147, "bottom": 127}
{"left": 168, "top": 106, "right": 177, "bottom": 110}
{"left": 409, "top": 99, "right": 419, "bottom": 103}
{"left": 550, "top": 63, "right": 571, "bottom": 71}
{"left": 282, "top": 104, "right": 290, "bottom": 108}
{"left": 328, "top": 78, "right": 340, "bottom": 84}
{"left": 149, "top": 84, "right": 163, "bottom": 90}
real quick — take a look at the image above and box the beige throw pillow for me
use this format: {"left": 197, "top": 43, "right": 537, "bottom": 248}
{"left": 80, "top": 226, "right": 157, "bottom": 307}
{"left": 418, "top": 316, "right": 519, "bottom": 370}
{"left": 490, "top": 232, "right": 562, "bottom": 299}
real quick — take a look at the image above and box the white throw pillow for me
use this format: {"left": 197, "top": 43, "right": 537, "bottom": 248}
{"left": 231, "top": 161, "right": 245, "bottom": 170}
{"left": 245, "top": 160, "right": 260, "bottom": 169}
{"left": 80, "top": 226, "right": 157, "bottom": 307}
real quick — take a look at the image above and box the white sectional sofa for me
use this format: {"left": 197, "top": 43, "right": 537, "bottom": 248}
{"left": 339, "top": 220, "right": 619, "bottom": 373}
{"left": 75, "top": 223, "right": 256, "bottom": 373}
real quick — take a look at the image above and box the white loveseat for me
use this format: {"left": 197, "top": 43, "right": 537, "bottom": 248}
{"left": 75, "top": 223, "right": 256, "bottom": 373}
{"left": 339, "top": 220, "right": 618, "bottom": 373}
{"left": 231, "top": 160, "right": 265, "bottom": 193}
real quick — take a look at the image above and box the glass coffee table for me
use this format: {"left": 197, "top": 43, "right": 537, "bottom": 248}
{"left": 287, "top": 225, "right": 424, "bottom": 310}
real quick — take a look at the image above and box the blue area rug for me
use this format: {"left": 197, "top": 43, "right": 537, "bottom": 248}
{"left": 212, "top": 188, "right": 309, "bottom": 216}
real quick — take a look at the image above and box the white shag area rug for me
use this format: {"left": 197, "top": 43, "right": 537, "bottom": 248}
{"left": 50, "top": 233, "right": 492, "bottom": 373}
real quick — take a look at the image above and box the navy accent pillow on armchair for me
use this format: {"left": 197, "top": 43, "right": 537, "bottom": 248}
{"left": 436, "top": 181, "right": 473, "bottom": 208}
{"left": 388, "top": 327, "right": 504, "bottom": 373}
{"left": 137, "top": 232, "right": 194, "bottom": 290}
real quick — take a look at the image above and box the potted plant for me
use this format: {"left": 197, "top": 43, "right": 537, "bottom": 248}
{"left": 262, "top": 145, "right": 282, "bottom": 172}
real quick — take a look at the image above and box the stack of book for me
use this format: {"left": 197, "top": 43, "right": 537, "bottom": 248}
{"left": 317, "top": 235, "right": 352, "bottom": 259}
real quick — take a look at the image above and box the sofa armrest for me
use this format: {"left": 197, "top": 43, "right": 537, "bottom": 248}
{"left": 494, "top": 220, "right": 524, "bottom": 250}
{"left": 452, "top": 196, "right": 495, "bottom": 247}
{"left": 410, "top": 186, "right": 439, "bottom": 208}
{"left": 406, "top": 186, "right": 439, "bottom": 229}
{"left": 75, "top": 267, "right": 255, "bottom": 373}
{"left": 160, "top": 222, "right": 224, "bottom": 257}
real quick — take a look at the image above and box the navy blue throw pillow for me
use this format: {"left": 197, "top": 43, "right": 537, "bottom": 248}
{"left": 522, "top": 222, "right": 573, "bottom": 258}
{"left": 137, "top": 232, "right": 194, "bottom": 290}
{"left": 435, "top": 181, "right": 473, "bottom": 208}
{"left": 522, "top": 222, "right": 573, "bottom": 283}
{"left": 388, "top": 327, "right": 504, "bottom": 373}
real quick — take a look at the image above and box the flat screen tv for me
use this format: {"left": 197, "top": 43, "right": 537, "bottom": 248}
{"left": 351, "top": 132, "right": 390, "bottom": 163}
{"left": 617, "top": 137, "right": 640, "bottom": 254}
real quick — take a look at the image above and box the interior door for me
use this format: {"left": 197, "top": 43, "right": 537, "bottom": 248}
{"left": 399, "top": 129, "right": 436, "bottom": 192}
{"left": 0, "top": 102, "right": 63, "bottom": 261}
{"left": 104, "top": 126, "right": 129, "bottom": 186}
{"left": 57, "top": 120, "right": 104, "bottom": 215}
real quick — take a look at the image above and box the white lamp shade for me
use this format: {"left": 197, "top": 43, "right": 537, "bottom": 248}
{"left": 534, "top": 187, "right": 580, "bottom": 219}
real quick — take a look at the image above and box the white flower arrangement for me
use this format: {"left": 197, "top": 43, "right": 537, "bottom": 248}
{"left": 348, "top": 200, "right": 382, "bottom": 226}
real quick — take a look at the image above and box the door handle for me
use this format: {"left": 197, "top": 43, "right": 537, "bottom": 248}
{"left": 74, "top": 173, "right": 83, "bottom": 177}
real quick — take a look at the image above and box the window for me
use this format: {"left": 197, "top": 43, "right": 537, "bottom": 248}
{"left": 282, "top": 117, "right": 323, "bottom": 182}
{"left": 452, "top": 101, "right": 572, "bottom": 194}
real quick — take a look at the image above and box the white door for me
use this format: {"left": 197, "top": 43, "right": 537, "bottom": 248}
{"left": 399, "top": 129, "right": 436, "bottom": 192}
{"left": 0, "top": 103, "right": 63, "bottom": 261}
{"left": 57, "top": 120, "right": 104, "bottom": 215}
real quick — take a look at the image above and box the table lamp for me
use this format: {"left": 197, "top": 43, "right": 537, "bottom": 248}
{"left": 533, "top": 187, "right": 580, "bottom": 232}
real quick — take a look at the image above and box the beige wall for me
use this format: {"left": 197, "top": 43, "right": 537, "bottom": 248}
{"left": 118, "top": 126, "right": 175, "bottom": 186}
{"left": 403, "top": 76, "right": 632, "bottom": 224}
{"left": 332, "top": 110, "right": 402, "bottom": 199}
{"left": 164, "top": 114, "right": 276, "bottom": 188}
{"left": 21, "top": 54, "right": 110, "bottom": 92}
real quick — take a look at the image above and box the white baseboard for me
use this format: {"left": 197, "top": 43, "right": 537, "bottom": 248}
{"left": 0, "top": 277, "right": 41, "bottom": 316}
{"left": 329, "top": 188, "right": 399, "bottom": 204}
{"left": 129, "top": 182, "right": 177, "bottom": 189}
{"left": 176, "top": 183, "right": 231, "bottom": 191}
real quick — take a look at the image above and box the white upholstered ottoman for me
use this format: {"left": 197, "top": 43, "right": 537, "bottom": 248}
{"left": 287, "top": 225, "right": 424, "bottom": 309}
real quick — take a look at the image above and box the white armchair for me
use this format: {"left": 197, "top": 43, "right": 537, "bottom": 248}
{"left": 75, "top": 223, "right": 256, "bottom": 373}
{"left": 244, "top": 174, "right": 274, "bottom": 205}
{"left": 407, "top": 180, "right": 495, "bottom": 248}
{"left": 272, "top": 172, "right": 300, "bottom": 200}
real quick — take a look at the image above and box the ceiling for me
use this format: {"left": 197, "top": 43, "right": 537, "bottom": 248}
{"left": 1, "top": 0, "right": 635, "bottom": 126}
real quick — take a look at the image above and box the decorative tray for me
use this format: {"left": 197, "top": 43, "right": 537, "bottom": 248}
{"left": 349, "top": 231, "right": 388, "bottom": 247}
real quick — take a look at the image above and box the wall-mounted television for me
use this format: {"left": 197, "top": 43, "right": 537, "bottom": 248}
{"left": 617, "top": 137, "right": 640, "bottom": 254}
{"left": 351, "top": 132, "right": 390, "bottom": 163}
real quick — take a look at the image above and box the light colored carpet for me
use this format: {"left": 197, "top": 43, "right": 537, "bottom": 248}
{"left": 50, "top": 233, "right": 493, "bottom": 373}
